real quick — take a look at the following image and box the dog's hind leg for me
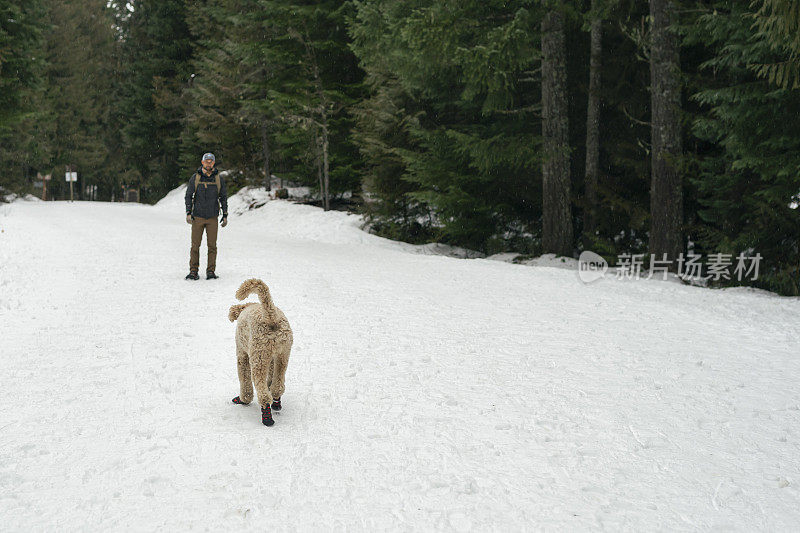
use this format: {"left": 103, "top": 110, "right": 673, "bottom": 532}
{"left": 269, "top": 349, "right": 289, "bottom": 411}
{"left": 236, "top": 350, "right": 254, "bottom": 404}
{"left": 270, "top": 349, "right": 289, "bottom": 406}
{"left": 251, "top": 350, "right": 274, "bottom": 408}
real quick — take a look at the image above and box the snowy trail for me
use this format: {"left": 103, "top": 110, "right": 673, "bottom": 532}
{"left": 1, "top": 197, "right": 799, "bottom": 531}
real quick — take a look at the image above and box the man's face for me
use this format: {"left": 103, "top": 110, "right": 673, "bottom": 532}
{"left": 202, "top": 158, "right": 215, "bottom": 171}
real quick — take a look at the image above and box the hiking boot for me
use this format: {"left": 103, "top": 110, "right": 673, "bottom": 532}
{"left": 185, "top": 271, "right": 199, "bottom": 280}
{"left": 261, "top": 405, "right": 274, "bottom": 426}
{"left": 206, "top": 271, "right": 218, "bottom": 280}
{"left": 271, "top": 398, "right": 282, "bottom": 411}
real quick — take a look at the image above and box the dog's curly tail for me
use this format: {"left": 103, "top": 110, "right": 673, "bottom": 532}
{"left": 228, "top": 304, "right": 249, "bottom": 322}
{"left": 234, "top": 278, "right": 277, "bottom": 321}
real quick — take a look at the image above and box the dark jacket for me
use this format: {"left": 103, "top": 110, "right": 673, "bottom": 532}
{"left": 185, "top": 167, "right": 228, "bottom": 219}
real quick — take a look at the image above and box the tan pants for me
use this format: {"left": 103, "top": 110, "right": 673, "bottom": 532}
{"left": 190, "top": 217, "right": 218, "bottom": 273}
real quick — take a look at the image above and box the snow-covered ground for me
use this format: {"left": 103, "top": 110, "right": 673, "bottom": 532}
{"left": 1, "top": 191, "right": 799, "bottom": 531}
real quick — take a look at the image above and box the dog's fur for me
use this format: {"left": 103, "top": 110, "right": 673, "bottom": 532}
{"left": 228, "top": 279, "right": 292, "bottom": 409}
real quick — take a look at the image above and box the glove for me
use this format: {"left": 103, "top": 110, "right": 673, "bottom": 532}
{"left": 186, "top": 214, "right": 193, "bottom": 224}
{"left": 221, "top": 215, "right": 228, "bottom": 228}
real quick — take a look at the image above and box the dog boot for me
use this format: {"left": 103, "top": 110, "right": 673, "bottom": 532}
{"left": 185, "top": 271, "right": 199, "bottom": 280}
{"left": 232, "top": 396, "right": 249, "bottom": 405}
{"left": 271, "top": 398, "right": 282, "bottom": 411}
{"left": 206, "top": 271, "right": 218, "bottom": 280}
{"left": 261, "top": 405, "right": 274, "bottom": 426}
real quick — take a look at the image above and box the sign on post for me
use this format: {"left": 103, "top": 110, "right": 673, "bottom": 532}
{"left": 65, "top": 171, "right": 77, "bottom": 201}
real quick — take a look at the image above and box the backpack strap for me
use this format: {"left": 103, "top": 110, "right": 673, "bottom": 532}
{"left": 195, "top": 172, "right": 220, "bottom": 191}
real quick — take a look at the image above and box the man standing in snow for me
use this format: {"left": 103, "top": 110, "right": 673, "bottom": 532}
{"left": 185, "top": 152, "right": 228, "bottom": 280}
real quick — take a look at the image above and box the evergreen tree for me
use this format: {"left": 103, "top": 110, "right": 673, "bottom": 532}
{"left": 0, "top": 0, "right": 46, "bottom": 194}
{"left": 350, "top": 58, "right": 432, "bottom": 242}
{"left": 183, "top": 0, "right": 260, "bottom": 189}
{"left": 119, "top": 0, "right": 194, "bottom": 202}
{"left": 688, "top": 0, "right": 800, "bottom": 294}
{"left": 649, "top": 0, "right": 683, "bottom": 265}
{"left": 541, "top": 3, "right": 573, "bottom": 256}
{"left": 351, "top": 0, "right": 545, "bottom": 253}
{"left": 751, "top": 0, "right": 800, "bottom": 89}
{"left": 40, "top": 0, "right": 119, "bottom": 201}
{"left": 183, "top": 0, "right": 363, "bottom": 206}
{"left": 576, "top": 0, "right": 652, "bottom": 260}
{"left": 352, "top": 0, "right": 663, "bottom": 258}
{"left": 249, "top": 0, "right": 363, "bottom": 209}
{"left": 583, "top": 0, "right": 612, "bottom": 239}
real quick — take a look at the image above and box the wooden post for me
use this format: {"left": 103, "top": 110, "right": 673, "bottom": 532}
{"left": 66, "top": 166, "right": 76, "bottom": 202}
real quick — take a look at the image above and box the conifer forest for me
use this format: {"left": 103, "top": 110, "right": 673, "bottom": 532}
{"left": 1, "top": 0, "right": 799, "bottom": 295}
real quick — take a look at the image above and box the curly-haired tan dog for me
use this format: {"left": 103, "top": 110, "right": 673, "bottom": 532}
{"left": 228, "top": 278, "right": 293, "bottom": 426}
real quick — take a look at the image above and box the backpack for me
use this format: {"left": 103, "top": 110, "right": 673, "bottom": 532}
{"left": 194, "top": 172, "right": 220, "bottom": 192}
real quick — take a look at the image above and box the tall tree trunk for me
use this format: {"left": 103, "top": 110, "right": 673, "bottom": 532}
{"left": 321, "top": 117, "right": 330, "bottom": 211}
{"left": 309, "top": 51, "right": 331, "bottom": 212}
{"left": 584, "top": 0, "right": 602, "bottom": 241}
{"left": 649, "top": 0, "right": 683, "bottom": 263}
{"left": 260, "top": 122, "right": 271, "bottom": 191}
{"left": 316, "top": 134, "right": 324, "bottom": 203}
{"left": 541, "top": 8, "right": 573, "bottom": 256}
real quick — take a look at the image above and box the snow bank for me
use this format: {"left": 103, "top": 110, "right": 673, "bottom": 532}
{"left": 157, "top": 184, "right": 390, "bottom": 247}
{"left": 2, "top": 192, "right": 41, "bottom": 203}
{"left": 153, "top": 182, "right": 188, "bottom": 209}
{"left": 160, "top": 184, "right": 482, "bottom": 258}
{"left": 156, "top": 184, "right": 308, "bottom": 215}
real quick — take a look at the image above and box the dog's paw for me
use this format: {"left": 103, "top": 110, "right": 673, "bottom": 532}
{"left": 261, "top": 405, "right": 274, "bottom": 426}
